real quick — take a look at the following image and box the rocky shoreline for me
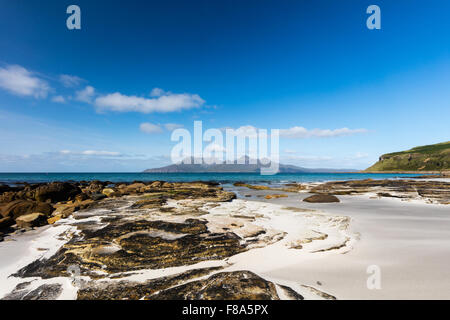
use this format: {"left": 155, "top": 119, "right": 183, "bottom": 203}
{"left": 0, "top": 180, "right": 234, "bottom": 241}
{"left": 1, "top": 178, "right": 448, "bottom": 300}
{"left": 1, "top": 180, "right": 319, "bottom": 300}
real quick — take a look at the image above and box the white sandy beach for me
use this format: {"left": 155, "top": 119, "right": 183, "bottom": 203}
{"left": 229, "top": 188, "right": 450, "bottom": 299}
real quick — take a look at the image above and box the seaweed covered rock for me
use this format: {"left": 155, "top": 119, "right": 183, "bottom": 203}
{"left": 148, "top": 271, "right": 280, "bottom": 300}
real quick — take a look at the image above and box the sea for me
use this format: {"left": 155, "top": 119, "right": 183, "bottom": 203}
{"left": 0, "top": 172, "right": 426, "bottom": 186}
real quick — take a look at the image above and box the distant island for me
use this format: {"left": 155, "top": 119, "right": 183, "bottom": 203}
{"left": 366, "top": 141, "right": 450, "bottom": 173}
{"left": 144, "top": 156, "right": 357, "bottom": 173}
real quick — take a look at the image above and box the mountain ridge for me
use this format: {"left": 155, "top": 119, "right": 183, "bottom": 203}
{"left": 143, "top": 157, "right": 357, "bottom": 173}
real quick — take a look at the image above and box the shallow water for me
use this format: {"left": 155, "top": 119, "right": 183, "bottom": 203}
{"left": 0, "top": 172, "right": 426, "bottom": 185}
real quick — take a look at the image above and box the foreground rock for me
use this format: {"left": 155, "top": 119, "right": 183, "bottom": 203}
{"left": 303, "top": 194, "right": 340, "bottom": 203}
{"left": 147, "top": 271, "right": 289, "bottom": 300}
{"left": 16, "top": 218, "right": 246, "bottom": 278}
{"left": 234, "top": 182, "right": 305, "bottom": 193}
{"left": 1, "top": 180, "right": 349, "bottom": 300}
{"left": 15, "top": 213, "right": 48, "bottom": 228}
{"left": 34, "top": 182, "right": 81, "bottom": 202}
{"left": 0, "top": 200, "right": 53, "bottom": 219}
{"left": 0, "top": 180, "right": 236, "bottom": 240}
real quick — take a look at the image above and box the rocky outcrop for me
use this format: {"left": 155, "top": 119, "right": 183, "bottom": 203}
{"left": 16, "top": 218, "right": 246, "bottom": 278}
{"left": 234, "top": 182, "right": 305, "bottom": 193}
{"left": 34, "top": 182, "right": 81, "bottom": 202}
{"left": 303, "top": 194, "right": 340, "bottom": 203}
{"left": 308, "top": 179, "right": 450, "bottom": 204}
{"left": 3, "top": 180, "right": 347, "bottom": 300}
{"left": 265, "top": 194, "right": 288, "bottom": 199}
{"left": 0, "top": 180, "right": 239, "bottom": 241}
{"left": 0, "top": 216, "right": 14, "bottom": 229}
{"left": 15, "top": 213, "right": 48, "bottom": 228}
{"left": 148, "top": 271, "right": 282, "bottom": 300}
{"left": 0, "top": 200, "right": 53, "bottom": 219}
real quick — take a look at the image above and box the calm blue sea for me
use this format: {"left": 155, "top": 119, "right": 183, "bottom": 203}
{"left": 0, "top": 172, "right": 425, "bottom": 185}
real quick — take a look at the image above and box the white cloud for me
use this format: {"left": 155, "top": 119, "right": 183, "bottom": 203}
{"left": 75, "top": 86, "right": 95, "bottom": 103}
{"left": 95, "top": 91, "right": 205, "bottom": 113}
{"left": 60, "top": 150, "right": 121, "bottom": 156}
{"left": 0, "top": 65, "right": 50, "bottom": 98}
{"left": 164, "top": 123, "right": 184, "bottom": 131}
{"left": 221, "top": 125, "right": 367, "bottom": 140}
{"left": 60, "top": 74, "right": 83, "bottom": 87}
{"left": 150, "top": 87, "right": 165, "bottom": 97}
{"left": 82, "top": 150, "right": 120, "bottom": 156}
{"left": 140, "top": 122, "right": 163, "bottom": 134}
{"left": 284, "top": 149, "right": 296, "bottom": 154}
{"left": 279, "top": 127, "right": 368, "bottom": 138}
{"left": 51, "top": 95, "right": 66, "bottom": 103}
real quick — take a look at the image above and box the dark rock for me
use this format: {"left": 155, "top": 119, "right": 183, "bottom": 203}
{"left": 35, "top": 182, "right": 81, "bottom": 203}
{"left": 75, "top": 193, "right": 89, "bottom": 202}
{"left": 303, "top": 194, "right": 340, "bottom": 203}
{"left": 148, "top": 271, "right": 280, "bottom": 300}
{"left": 309, "top": 179, "right": 450, "bottom": 204}
{"left": 85, "top": 181, "right": 105, "bottom": 194}
{"left": 0, "top": 191, "right": 19, "bottom": 203}
{"left": 16, "top": 219, "right": 246, "bottom": 277}
{"left": 0, "top": 200, "right": 54, "bottom": 219}
{"left": 15, "top": 213, "right": 48, "bottom": 228}
{"left": 0, "top": 184, "right": 11, "bottom": 194}
{"left": 2, "top": 283, "right": 62, "bottom": 300}
{"left": 90, "top": 193, "right": 107, "bottom": 201}
{"left": 77, "top": 267, "right": 223, "bottom": 300}
{"left": 0, "top": 216, "right": 14, "bottom": 229}
{"left": 131, "top": 196, "right": 167, "bottom": 209}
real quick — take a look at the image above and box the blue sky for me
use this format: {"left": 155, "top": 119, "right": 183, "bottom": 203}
{"left": 0, "top": 0, "right": 449, "bottom": 172}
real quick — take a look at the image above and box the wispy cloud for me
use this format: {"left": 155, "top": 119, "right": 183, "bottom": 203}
{"left": 222, "top": 125, "right": 367, "bottom": 139}
{"left": 0, "top": 65, "right": 205, "bottom": 116}
{"left": 140, "top": 122, "right": 163, "bottom": 134}
{"left": 75, "top": 86, "right": 95, "bottom": 103}
{"left": 150, "top": 87, "right": 165, "bottom": 97}
{"left": 59, "top": 74, "right": 84, "bottom": 87}
{"left": 95, "top": 91, "right": 205, "bottom": 113}
{"left": 0, "top": 151, "right": 168, "bottom": 172}
{"left": 279, "top": 127, "right": 368, "bottom": 138}
{"left": 164, "top": 123, "right": 184, "bottom": 130}
{"left": 60, "top": 150, "right": 122, "bottom": 157}
{"left": 51, "top": 95, "right": 66, "bottom": 103}
{"left": 140, "top": 122, "right": 184, "bottom": 133}
{"left": 0, "top": 65, "right": 50, "bottom": 98}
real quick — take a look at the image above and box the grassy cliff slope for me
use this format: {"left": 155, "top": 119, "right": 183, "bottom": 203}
{"left": 366, "top": 141, "right": 450, "bottom": 172}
